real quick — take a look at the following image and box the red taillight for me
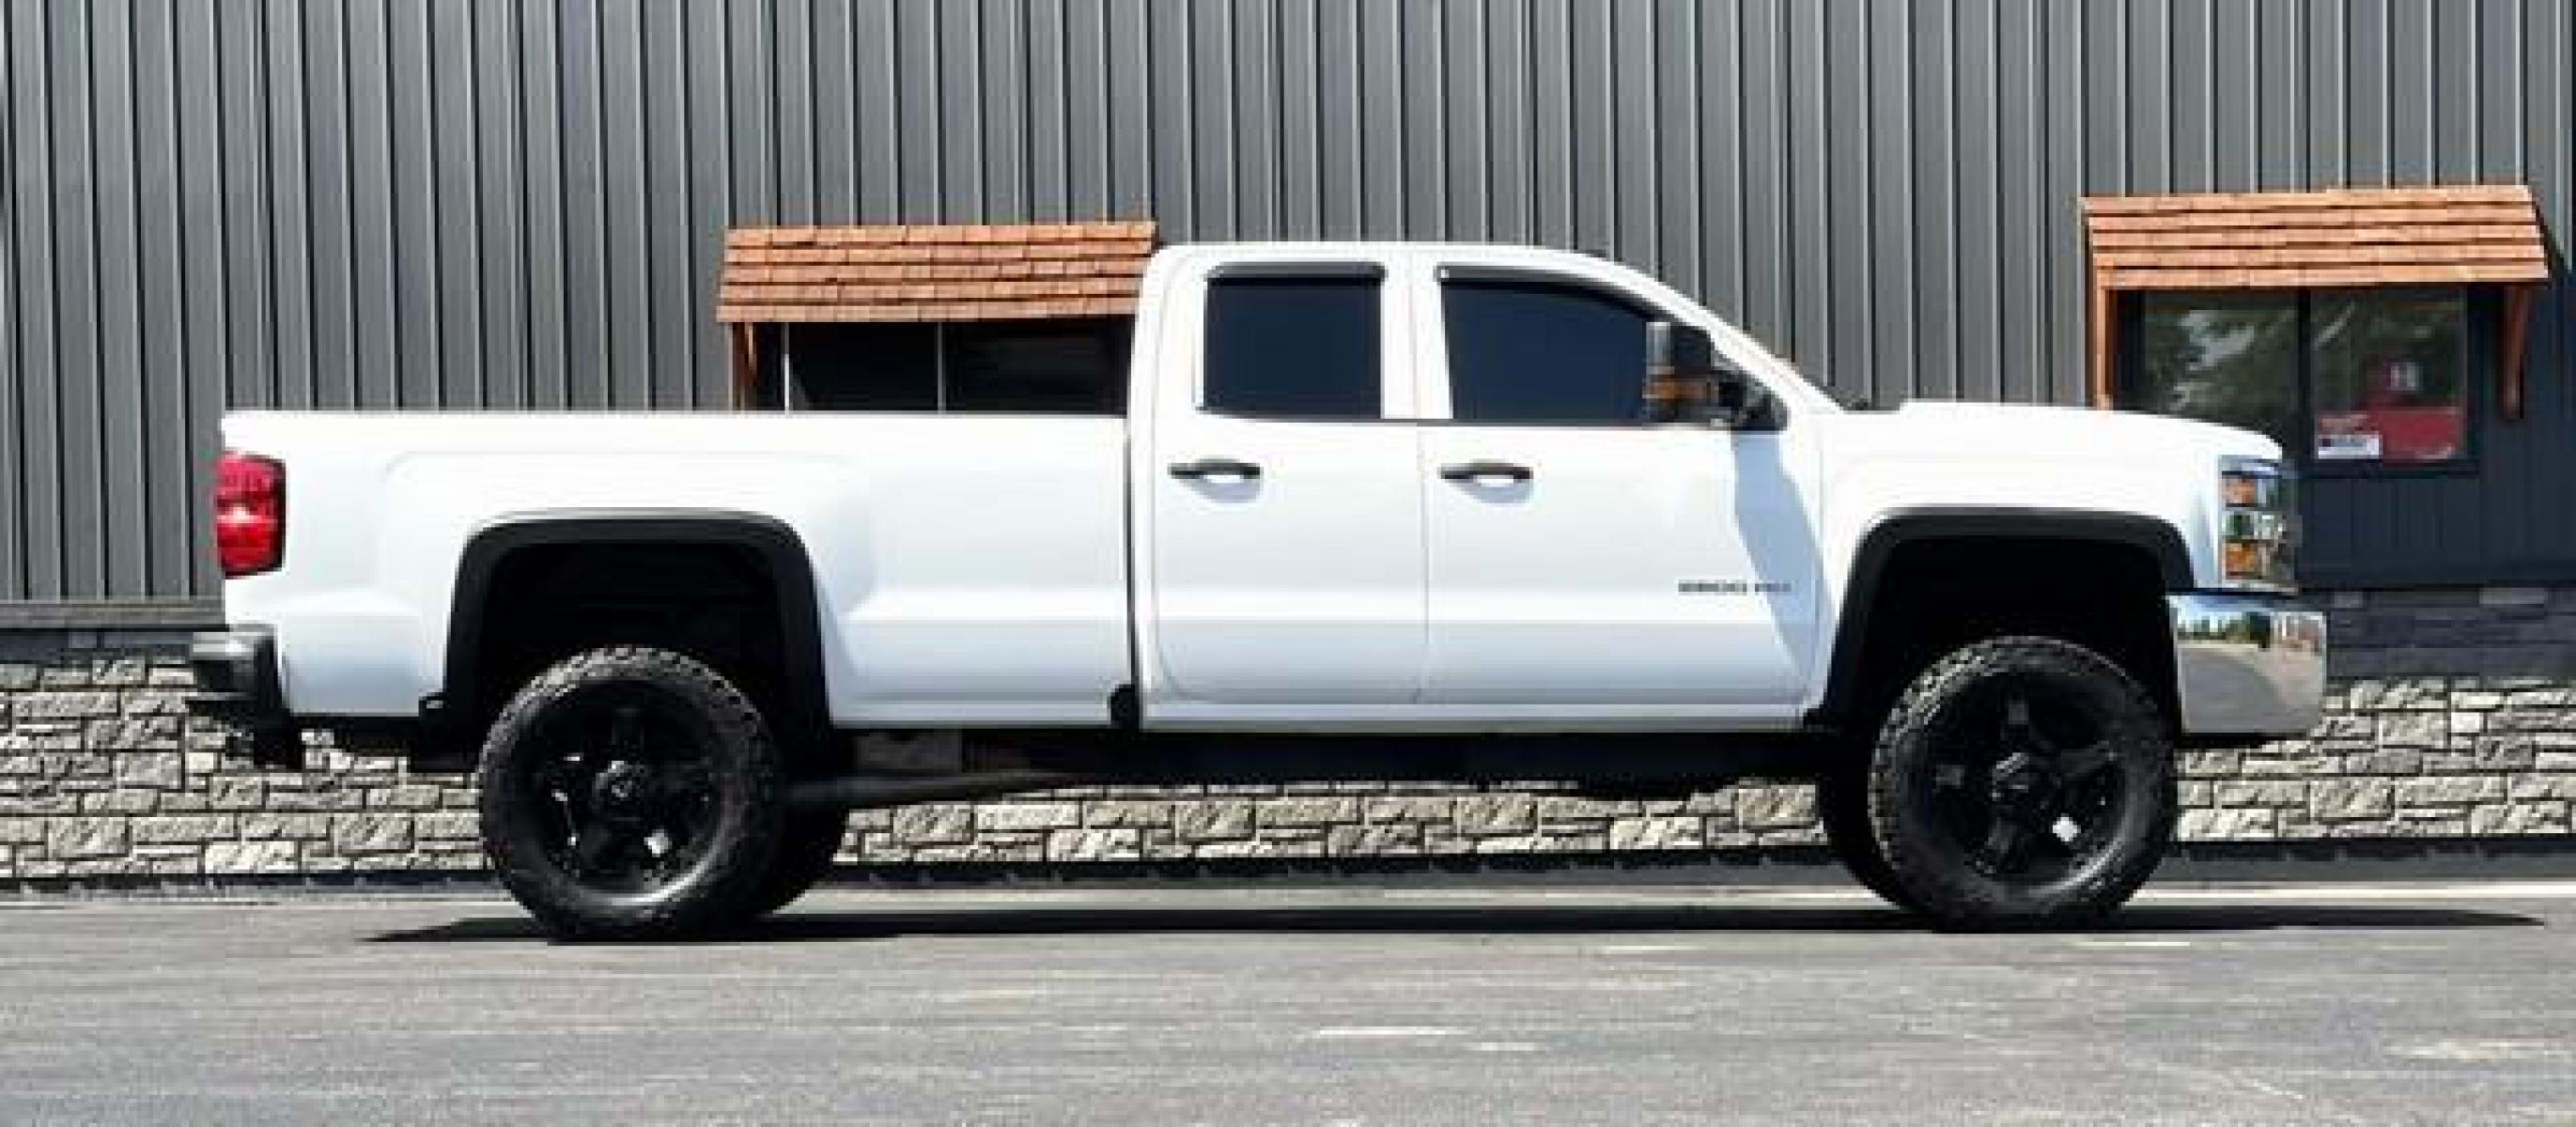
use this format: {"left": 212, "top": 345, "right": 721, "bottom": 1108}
{"left": 215, "top": 452, "right": 285, "bottom": 578}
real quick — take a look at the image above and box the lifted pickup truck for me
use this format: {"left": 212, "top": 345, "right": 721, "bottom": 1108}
{"left": 191, "top": 240, "right": 2322, "bottom": 937}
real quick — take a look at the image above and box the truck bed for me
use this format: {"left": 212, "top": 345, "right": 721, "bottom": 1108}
{"left": 222, "top": 411, "right": 1134, "bottom": 726}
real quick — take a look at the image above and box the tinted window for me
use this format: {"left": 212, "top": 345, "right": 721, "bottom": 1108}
{"left": 784, "top": 322, "right": 939, "bottom": 410}
{"left": 1444, "top": 277, "right": 1653, "bottom": 424}
{"left": 945, "top": 318, "right": 1130, "bottom": 413}
{"left": 782, "top": 317, "right": 1130, "bottom": 414}
{"left": 1203, "top": 275, "right": 1381, "bottom": 418}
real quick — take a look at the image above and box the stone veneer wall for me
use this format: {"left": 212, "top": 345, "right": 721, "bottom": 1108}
{"left": 5, "top": 585, "right": 2574, "bottom": 882}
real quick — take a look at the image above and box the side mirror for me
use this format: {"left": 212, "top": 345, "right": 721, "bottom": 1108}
{"left": 1644, "top": 321, "right": 1769, "bottom": 428}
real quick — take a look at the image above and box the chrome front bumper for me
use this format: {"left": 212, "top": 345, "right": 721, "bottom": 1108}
{"left": 2168, "top": 593, "right": 2327, "bottom": 738}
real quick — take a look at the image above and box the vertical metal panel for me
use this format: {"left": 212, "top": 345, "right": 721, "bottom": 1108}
{"left": 1103, "top": 0, "right": 1152, "bottom": 222}
{"left": 1994, "top": 0, "right": 2045, "bottom": 404}
{"left": 1402, "top": 0, "right": 1447, "bottom": 239}
{"left": 1524, "top": 0, "right": 1569, "bottom": 246}
{"left": 977, "top": 0, "right": 1028, "bottom": 223}
{"left": 1443, "top": 0, "right": 1488, "bottom": 242}
{"left": 1896, "top": 0, "right": 1942, "bottom": 399}
{"left": 1274, "top": 0, "right": 1322, "bottom": 236}
{"left": 91, "top": 0, "right": 148, "bottom": 594}
{"left": 4, "top": 0, "right": 2576, "bottom": 606}
{"left": 1025, "top": 0, "right": 1071, "bottom": 224}
{"left": 1782, "top": 0, "right": 1830, "bottom": 375}
{"left": 1606, "top": 2, "right": 1656, "bottom": 270}
{"left": 53, "top": 3, "right": 105, "bottom": 598}
{"left": 2521, "top": 0, "right": 2571, "bottom": 569}
{"left": 643, "top": 1, "right": 694, "bottom": 408}
{"left": 1823, "top": 0, "right": 1865, "bottom": 394}
{"left": 1651, "top": 0, "right": 1698, "bottom": 295}
{"left": 132, "top": 0, "right": 189, "bottom": 594}
{"left": 4, "top": 0, "right": 44, "bottom": 597}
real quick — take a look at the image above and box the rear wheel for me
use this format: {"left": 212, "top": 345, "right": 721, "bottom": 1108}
{"left": 476, "top": 646, "right": 784, "bottom": 940}
{"left": 745, "top": 811, "right": 849, "bottom": 918}
{"left": 1865, "top": 637, "right": 2177, "bottom": 929}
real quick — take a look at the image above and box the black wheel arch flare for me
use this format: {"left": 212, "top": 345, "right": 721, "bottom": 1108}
{"left": 437, "top": 511, "right": 831, "bottom": 755}
{"left": 1810, "top": 507, "right": 2194, "bottom": 732}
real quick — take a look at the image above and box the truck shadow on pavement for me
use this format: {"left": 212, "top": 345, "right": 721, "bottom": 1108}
{"left": 370, "top": 901, "right": 2542, "bottom": 945}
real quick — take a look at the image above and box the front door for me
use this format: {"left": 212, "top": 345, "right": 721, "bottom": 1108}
{"left": 1416, "top": 269, "right": 1821, "bottom": 717}
{"left": 1141, "top": 260, "right": 1427, "bottom": 716}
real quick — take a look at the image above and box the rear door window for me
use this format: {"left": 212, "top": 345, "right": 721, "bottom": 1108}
{"left": 1202, "top": 274, "right": 1383, "bottom": 419}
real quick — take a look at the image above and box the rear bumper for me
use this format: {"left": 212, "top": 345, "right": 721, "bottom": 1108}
{"left": 2168, "top": 593, "right": 2327, "bottom": 739}
{"left": 185, "top": 628, "right": 303, "bottom": 769}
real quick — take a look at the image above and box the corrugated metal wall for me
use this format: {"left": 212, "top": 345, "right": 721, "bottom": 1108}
{"left": 4, "top": 0, "right": 2572, "bottom": 610}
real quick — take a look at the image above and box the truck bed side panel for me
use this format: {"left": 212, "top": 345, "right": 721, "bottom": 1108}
{"left": 220, "top": 412, "right": 1131, "bottom": 727}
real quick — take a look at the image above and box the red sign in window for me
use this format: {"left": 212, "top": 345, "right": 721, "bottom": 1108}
{"left": 2315, "top": 407, "right": 2463, "bottom": 463}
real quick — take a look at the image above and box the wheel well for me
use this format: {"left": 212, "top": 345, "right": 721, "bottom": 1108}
{"left": 1826, "top": 535, "right": 2177, "bottom": 735}
{"left": 440, "top": 519, "right": 830, "bottom": 765}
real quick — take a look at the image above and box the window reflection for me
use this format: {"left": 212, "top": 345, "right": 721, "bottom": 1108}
{"left": 2127, "top": 287, "right": 2472, "bottom": 467}
{"left": 2134, "top": 292, "right": 2302, "bottom": 455}
{"left": 2309, "top": 288, "right": 2467, "bottom": 464}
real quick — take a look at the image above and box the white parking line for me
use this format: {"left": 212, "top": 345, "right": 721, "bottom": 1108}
{"left": 2139, "top": 880, "right": 2576, "bottom": 902}
{"left": 1307, "top": 1027, "right": 1465, "bottom": 1040}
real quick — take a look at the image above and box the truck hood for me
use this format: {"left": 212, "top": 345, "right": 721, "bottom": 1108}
{"left": 1868, "top": 399, "right": 2284, "bottom": 465}
{"left": 1808, "top": 399, "right": 2281, "bottom": 593}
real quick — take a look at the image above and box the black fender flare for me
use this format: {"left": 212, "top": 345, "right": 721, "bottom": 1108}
{"left": 1810, "top": 507, "right": 2192, "bottom": 729}
{"left": 436, "top": 511, "right": 830, "bottom": 752}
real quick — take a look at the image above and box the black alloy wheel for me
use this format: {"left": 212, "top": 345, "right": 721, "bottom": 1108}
{"left": 1919, "top": 681, "right": 2127, "bottom": 883}
{"left": 478, "top": 647, "right": 784, "bottom": 940}
{"left": 523, "top": 693, "right": 721, "bottom": 892}
{"left": 1865, "top": 637, "right": 2177, "bottom": 929}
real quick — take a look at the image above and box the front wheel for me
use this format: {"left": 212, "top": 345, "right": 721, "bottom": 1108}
{"left": 476, "top": 646, "right": 786, "bottom": 940}
{"left": 1819, "top": 764, "right": 1916, "bottom": 912}
{"left": 1864, "top": 637, "right": 2177, "bottom": 929}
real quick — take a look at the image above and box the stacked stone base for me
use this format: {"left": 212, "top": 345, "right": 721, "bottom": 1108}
{"left": 6, "top": 584, "right": 2575, "bottom": 882}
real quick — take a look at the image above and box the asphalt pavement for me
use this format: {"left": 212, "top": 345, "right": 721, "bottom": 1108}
{"left": 4, "top": 881, "right": 2573, "bottom": 1124}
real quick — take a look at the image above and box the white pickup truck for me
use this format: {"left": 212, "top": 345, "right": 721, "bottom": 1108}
{"left": 190, "top": 240, "right": 2322, "bottom": 938}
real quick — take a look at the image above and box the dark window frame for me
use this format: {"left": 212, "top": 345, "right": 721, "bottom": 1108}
{"left": 1432, "top": 265, "right": 1789, "bottom": 431}
{"left": 1197, "top": 264, "right": 1391, "bottom": 424}
{"left": 772, "top": 317, "right": 1133, "bottom": 416}
{"left": 2118, "top": 285, "right": 2491, "bottom": 479}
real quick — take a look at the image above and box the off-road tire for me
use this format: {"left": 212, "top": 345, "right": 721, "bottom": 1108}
{"left": 745, "top": 811, "right": 849, "bottom": 918}
{"left": 477, "top": 646, "right": 785, "bottom": 940}
{"left": 1818, "top": 764, "right": 1917, "bottom": 911}
{"left": 1866, "top": 636, "right": 2177, "bottom": 930}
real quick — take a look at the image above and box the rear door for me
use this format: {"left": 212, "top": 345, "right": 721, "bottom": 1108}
{"left": 1138, "top": 255, "right": 1428, "bottom": 719}
{"left": 1413, "top": 263, "right": 1822, "bottom": 718}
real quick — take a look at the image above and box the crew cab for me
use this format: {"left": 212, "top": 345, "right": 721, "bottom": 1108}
{"left": 190, "top": 240, "right": 2324, "bottom": 937}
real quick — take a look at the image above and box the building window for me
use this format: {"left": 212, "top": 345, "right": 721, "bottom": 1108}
{"left": 780, "top": 317, "right": 1130, "bottom": 414}
{"left": 2126, "top": 286, "right": 2475, "bottom": 469}
{"left": 1202, "top": 274, "right": 1383, "bottom": 419}
{"left": 2308, "top": 289, "right": 2471, "bottom": 464}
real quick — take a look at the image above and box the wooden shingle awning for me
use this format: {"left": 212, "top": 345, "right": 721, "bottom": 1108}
{"left": 716, "top": 220, "right": 1156, "bottom": 324}
{"left": 2081, "top": 185, "right": 2552, "bottom": 417}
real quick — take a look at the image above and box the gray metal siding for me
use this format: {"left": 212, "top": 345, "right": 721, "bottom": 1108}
{"left": 2, "top": 0, "right": 2572, "bottom": 607}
